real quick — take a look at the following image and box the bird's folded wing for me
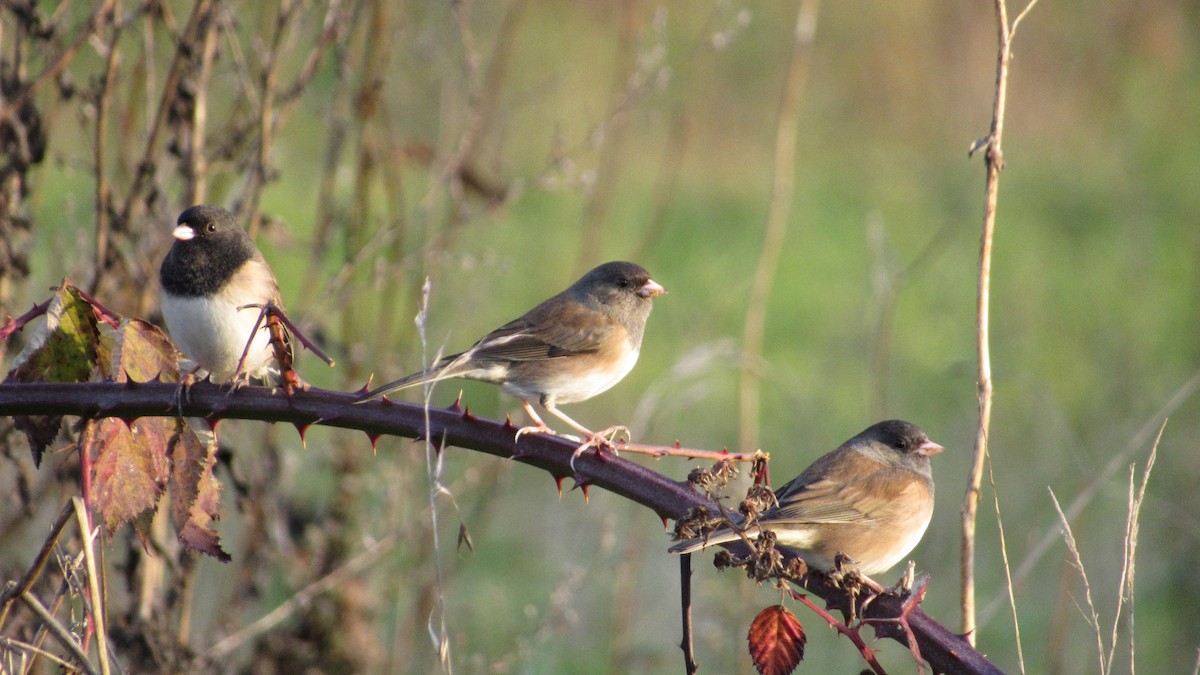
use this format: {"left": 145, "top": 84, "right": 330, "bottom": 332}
{"left": 770, "top": 478, "right": 877, "bottom": 523}
{"left": 474, "top": 305, "right": 611, "bottom": 361}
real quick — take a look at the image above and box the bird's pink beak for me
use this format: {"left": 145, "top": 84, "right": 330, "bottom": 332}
{"left": 916, "top": 440, "right": 944, "bottom": 457}
{"left": 172, "top": 225, "right": 196, "bottom": 241}
{"left": 639, "top": 279, "right": 666, "bottom": 298}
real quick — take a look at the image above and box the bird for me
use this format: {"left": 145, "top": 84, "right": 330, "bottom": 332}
{"left": 159, "top": 205, "right": 291, "bottom": 384}
{"left": 357, "top": 261, "right": 666, "bottom": 452}
{"left": 670, "top": 420, "right": 942, "bottom": 576}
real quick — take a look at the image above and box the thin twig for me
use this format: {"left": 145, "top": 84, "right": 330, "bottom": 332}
{"left": 0, "top": 501, "right": 75, "bottom": 629}
{"left": 613, "top": 441, "right": 764, "bottom": 463}
{"left": 985, "top": 452, "right": 1025, "bottom": 673}
{"left": 0, "top": 0, "right": 118, "bottom": 125}
{"left": 679, "top": 554, "right": 698, "bottom": 675}
{"left": 0, "top": 300, "right": 52, "bottom": 340}
{"left": 0, "top": 635, "right": 78, "bottom": 670}
{"left": 242, "top": 0, "right": 295, "bottom": 238}
{"left": 738, "top": 0, "right": 817, "bottom": 452}
{"left": 207, "top": 529, "right": 401, "bottom": 658}
{"left": 784, "top": 587, "right": 886, "bottom": 675}
{"left": 118, "top": 0, "right": 216, "bottom": 225}
{"left": 19, "top": 591, "right": 98, "bottom": 675}
{"left": 961, "top": 0, "right": 1040, "bottom": 644}
{"left": 1048, "top": 488, "right": 1105, "bottom": 673}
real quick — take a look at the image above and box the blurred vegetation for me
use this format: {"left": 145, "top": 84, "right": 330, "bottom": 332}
{"left": 1, "top": 0, "right": 1198, "bottom": 673}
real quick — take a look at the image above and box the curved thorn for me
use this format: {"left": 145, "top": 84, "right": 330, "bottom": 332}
{"left": 294, "top": 422, "right": 310, "bottom": 447}
{"left": 367, "top": 432, "right": 381, "bottom": 455}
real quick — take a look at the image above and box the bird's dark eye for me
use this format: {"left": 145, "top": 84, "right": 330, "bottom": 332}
{"left": 893, "top": 438, "right": 909, "bottom": 450}
{"left": 617, "top": 278, "right": 629, "bottom": 288}
{"left": 206, "top": 223, "right": 217, "bottom": 233}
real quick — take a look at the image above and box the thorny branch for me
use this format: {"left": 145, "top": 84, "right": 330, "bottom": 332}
{"left": 0, "top": 380, "right": 1002, "bottom": 675}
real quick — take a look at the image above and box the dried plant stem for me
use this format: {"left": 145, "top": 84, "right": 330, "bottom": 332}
{"left": 961, "top": 0, "right": 1039, "bottom": 646}
{"left": 979, "top": 371, "right": 1198, "bottom": 626}
{"left": 1, "top": 636, "right": 77, "bottom": 670}
{"left": 91, "top": 10, "right": 119, "bottom": 294}
{"left": 0, "top": 501, "right": 75, "bottom": 628}
{"left": 242, "top": 0, "right": 294, "bottom": 238}
{"left": 415, "top": 278, "right": 452, "bottom": 673}
{"left": 738, "top": 0, "right": 817, "bottom": 452}
{"left": 0, "top": 0, "right": 118, "bottom": 125}
{"left": 1106, "top": 423, "right": 1160, "bottom": 675}
{"left": 1049, "top": 488, "right": 1105, "bottom": 672}
{"left": 119, "top": 0, "right": 216, "bottom": 224}
{"left": 72, "top": 498, "right": 111, "bottom": 675}
{"left": 985, "top": 453, "right": 1025, "bottom": 673}
{"left": 18, "top": 592, "right": 98, "bottom": 675}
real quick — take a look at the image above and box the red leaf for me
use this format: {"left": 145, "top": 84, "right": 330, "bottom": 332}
{"left": 85, "top": 418, "right": 171, "bottom": 532}
{"left": 748, "top": 605, "right": 806, "bottom": 675}
{"left": 169, "top": 425, "right": 230, "bottom": 561}
{"left": 99, "top": 317, "right": 179, "bottom": 383}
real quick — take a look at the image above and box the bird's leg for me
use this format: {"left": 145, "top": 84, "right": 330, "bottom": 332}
{"left": 227, "top": 303, "right": 271, "bottom": 394}
{"left": 514, "top": 400, "right": 560, "bottom": 439}
{"left": 538, "top": 403, "right": 630, "bottom": 471}
{"left": 174, "top": 364, "right": 202, "bottom": 417}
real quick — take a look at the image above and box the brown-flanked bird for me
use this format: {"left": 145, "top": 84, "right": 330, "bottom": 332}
{"left": 357, "top": 261, "right": 666, "bottom": 450}
{"left": 670, "top": 420, "right": 942, "bottom": 576}
{"left": 159, "top": 205, "right": 291, "bottom": 383}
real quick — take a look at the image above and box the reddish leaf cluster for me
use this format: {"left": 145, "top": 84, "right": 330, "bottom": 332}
{"left": 3, "top": 280, "right": 229, "bottom": 560}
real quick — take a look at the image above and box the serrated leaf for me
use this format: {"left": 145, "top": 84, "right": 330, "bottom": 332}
{"left": 748, "top": 605, "right": 806, "bottom": 675}
{"left": 6, "top": 283, "right": 104, "bottom": 465}
{"left": 169, "top": 424, "right": 230, "bottom": 561}
{"left": 99, "top": 318, "right": 179, "bottom": 382}
{"left": 84, "top": 418, "right": 171, "bottom": 532}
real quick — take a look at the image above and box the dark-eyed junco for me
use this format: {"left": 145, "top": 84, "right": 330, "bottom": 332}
{"left": 671, "top": 420, "right": 942, "bottom": 576}
{"left": 357, "top": 261, "right": 665, "bottom": 446}
{"left": 159, "top": 205, "right": 290, "bottom": 383}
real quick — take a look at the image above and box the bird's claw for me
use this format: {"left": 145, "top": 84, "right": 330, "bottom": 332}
{"left": 514, "top": 422, "right": 556, "bottom": 442}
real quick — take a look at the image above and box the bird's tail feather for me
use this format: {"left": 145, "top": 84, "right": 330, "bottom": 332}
{"left": 667, "top": 529, "right": 745, "bottom": 555}
{"left": 356, "top": 366, "right": 459, "bottom": 402}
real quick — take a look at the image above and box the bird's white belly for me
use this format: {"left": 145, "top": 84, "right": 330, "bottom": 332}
{"left": 554, "top": 347, "right": 639, "bottom": 404}
{"left": 503, "top": 346, "right": 640, "bottom": 404}
{"left": 161, "top": 293, "right": 274, "bottom": 380}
